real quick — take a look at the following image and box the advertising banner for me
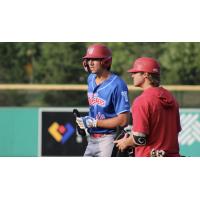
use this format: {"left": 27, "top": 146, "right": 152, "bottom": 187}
{"left": 179, "top": 109, "right": 200, "bottom": 156}
{"left": 39, "top": 108, "right": 88, "bottom": 156}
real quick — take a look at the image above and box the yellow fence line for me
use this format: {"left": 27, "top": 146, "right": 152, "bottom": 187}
{"left": 0, "top": 84, "right": 200, "bottom": 91}
{"left": 0, "top": 84, "right": 88, "bottom": 91}
{"left": 129, "top": 85, "right": 200, "bottom": 91}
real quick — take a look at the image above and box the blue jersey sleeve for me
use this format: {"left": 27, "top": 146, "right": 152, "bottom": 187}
{"left": 112, "top": 79, "right": 130, "bottom": 115}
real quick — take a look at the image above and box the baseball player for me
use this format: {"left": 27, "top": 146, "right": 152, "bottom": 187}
{"left": 114, "top": 57, "right": 181, "bottom": 157}
{"left": 76, "top": 44, "right": 130, "bottom": 157}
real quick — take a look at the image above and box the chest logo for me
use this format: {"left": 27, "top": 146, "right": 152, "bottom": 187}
{"left": 88, "top": 93, "right": 106, "bottom": 107}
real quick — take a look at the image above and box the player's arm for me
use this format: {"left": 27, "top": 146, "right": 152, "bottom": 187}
{"left": 97, "top": 112, "right": 129, "bottom": 128}
{"left": 113, "top": 131, "right": 146, "bottom": 151}
{"left": 76, "top": 112, "right": 129, "bottom": 129}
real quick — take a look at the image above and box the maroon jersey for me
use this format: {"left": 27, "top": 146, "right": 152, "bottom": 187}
{"left": 132, "top": 87, "right": 181, "bottom": 157}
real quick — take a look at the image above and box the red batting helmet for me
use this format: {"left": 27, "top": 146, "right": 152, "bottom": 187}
{"left": 82, "top": 44, "right": 112, "bottom": 69}
{"left": 128, "top": 57, "right": 160, "bottom": 74}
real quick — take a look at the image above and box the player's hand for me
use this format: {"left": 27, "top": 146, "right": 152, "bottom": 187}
{"left": 76, "top": 116, "right": 97, "bottom": 129}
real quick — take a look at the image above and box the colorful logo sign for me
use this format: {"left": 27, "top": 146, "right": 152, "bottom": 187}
{"left": 48, "top": 122, "right": 75, "bottom": 144}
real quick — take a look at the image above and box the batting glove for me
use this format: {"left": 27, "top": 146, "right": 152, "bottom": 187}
{"left": 76, "top": 116, "right": 97, "bottom": 129}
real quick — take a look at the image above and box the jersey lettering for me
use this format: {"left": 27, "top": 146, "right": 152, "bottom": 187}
{"left": 121, "top": 91, "right": 129, "bottom": 102}
{"left": 88, "top": 93, "right": 106, "bottom": 107}
{"left": 96, "top": 112, "right": 105, "bottom": 120}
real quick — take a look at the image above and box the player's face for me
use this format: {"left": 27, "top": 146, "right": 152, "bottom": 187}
{"left": 87, "top": 58, "right": 103, "bottom": 74}
{"left": 131, "top": 72, "right": 145, "bottom": 87}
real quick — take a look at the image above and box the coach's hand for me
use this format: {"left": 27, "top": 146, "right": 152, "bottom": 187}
{"left": 76, "top": 116, "right": 97, "bottom": 129}
{"left": 114, "top": 133, "right": 133, "bottom": 152}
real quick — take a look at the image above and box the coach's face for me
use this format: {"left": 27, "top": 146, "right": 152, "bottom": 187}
{"left": 88, "top": 58, "right": 103, "bottom": 74}
{"left": 131, "top": 72, "right": 145, "bottom": 87}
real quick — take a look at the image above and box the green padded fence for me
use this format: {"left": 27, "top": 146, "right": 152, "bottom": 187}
{"left": 0, "top": 107, "right": 200, "bottom": 157}
{"left": 0, "top": 108, "right": 38, "bottom": 156}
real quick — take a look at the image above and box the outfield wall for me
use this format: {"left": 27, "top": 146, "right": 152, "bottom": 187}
{"left": 0, "top": 108, "right": 38, "bottom": 156}
{"left": 0, "top": 107, "right": 200, "bottom": 157}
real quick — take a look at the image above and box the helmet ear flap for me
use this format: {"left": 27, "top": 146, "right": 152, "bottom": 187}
{"left": 101, "top": 57, "right": 112, "bottom": 68}
{"left": 82, "top": 59, "right": 90, "bottom": 72}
